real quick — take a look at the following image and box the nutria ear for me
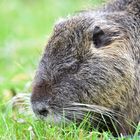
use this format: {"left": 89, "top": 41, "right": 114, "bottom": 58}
{"left": 93, "top": 26, "right": 112, "bottom": 48}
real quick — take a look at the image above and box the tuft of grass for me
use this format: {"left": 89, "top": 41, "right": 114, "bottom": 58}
{"left": 0, "top": 104, "right": 139, "bottom": 140}
{"left": 0, "top": 106, "right": 107, "bottom": 140}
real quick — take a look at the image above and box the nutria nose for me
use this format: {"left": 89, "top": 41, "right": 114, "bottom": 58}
{"left": 38, "top": 108, "right": 49, "bottom": 117}
{"left": 31, "top": 101, "right": 49, "bottom": 117}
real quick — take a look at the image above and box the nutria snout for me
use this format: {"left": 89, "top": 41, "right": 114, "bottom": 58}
{"left": 31, "top": 0, "right": 140, "bottom": 135}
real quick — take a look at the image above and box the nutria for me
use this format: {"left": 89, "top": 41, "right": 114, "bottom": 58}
{"left": 31, "top": 0, "right": 140, "bottom": 136}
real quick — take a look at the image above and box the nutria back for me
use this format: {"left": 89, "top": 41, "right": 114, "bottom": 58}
{"left": 31, "top": 0, "right": 140, "bottom": 135}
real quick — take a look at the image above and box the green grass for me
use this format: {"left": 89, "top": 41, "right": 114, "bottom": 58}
{"left": 0, "top": 110, "right": 102, "bottom": 140}
{"left": 0, "top": 0, "right": 139, "bottom": 139}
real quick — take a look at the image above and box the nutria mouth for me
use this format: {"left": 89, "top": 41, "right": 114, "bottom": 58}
{"left": 31, "top": 0, "right": 140, "bottom": 136}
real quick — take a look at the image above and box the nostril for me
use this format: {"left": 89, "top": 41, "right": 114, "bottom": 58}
{"left": 38, "top": 108, "right": 49, "bottom": 117}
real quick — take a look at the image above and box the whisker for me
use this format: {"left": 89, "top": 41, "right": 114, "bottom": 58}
{"left": 7, "top": 93, "right": 32, "bottom": 115}
{"left": 62, "top": 102, "right": 128, "bottom": 132}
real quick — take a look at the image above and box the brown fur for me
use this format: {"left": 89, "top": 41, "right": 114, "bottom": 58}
{"left": 31, "top": 0, "right": 140, "bottom": 136}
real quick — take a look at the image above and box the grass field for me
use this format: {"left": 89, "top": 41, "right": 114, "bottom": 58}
{"left": 0, "top": 0, "right": 140, "bottom": 139}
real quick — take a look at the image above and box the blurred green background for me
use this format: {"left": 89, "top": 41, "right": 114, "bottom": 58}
{"left": 0, "top": 0, "right": 104, "bottom": 107}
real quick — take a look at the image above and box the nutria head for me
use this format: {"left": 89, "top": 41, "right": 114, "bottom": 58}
{"left": 31, "top": 0, "right": 140, "bottom": 135}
